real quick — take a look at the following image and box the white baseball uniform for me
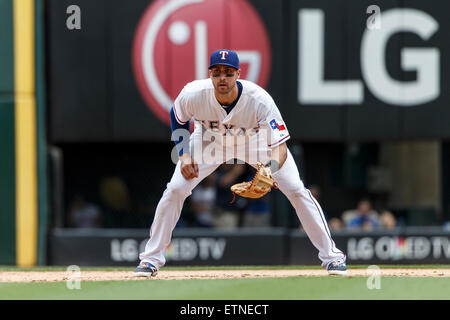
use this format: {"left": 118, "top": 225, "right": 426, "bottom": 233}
{"left": 139, "top": 79, "right": 346, "bottom": 268}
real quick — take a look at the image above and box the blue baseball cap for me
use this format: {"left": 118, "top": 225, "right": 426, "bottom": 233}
{"left": 208, "top": 49, "right": 239, "bottom": 70}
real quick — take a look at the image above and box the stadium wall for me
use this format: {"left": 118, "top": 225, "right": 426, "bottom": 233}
{"left": 0, "top": 0, "right": 16, "bottom": 265}
{"left": 0, "top": 0, "right": 47, "bottom": 266}
{"left": 48, "top": 227, "right": 450, "bottom": 266}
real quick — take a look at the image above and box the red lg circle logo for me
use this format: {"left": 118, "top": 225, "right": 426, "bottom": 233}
{"left": 132, "top": 0, "right": 272, "bottom": 126}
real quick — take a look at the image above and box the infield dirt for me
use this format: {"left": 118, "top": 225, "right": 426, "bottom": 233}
{"left": 1, "top": 268, "right": 449, "bottom": 282}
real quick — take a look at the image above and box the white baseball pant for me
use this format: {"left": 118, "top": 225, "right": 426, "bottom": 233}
{"left": 139, "top": 146, "right": 345, "bottom": 269}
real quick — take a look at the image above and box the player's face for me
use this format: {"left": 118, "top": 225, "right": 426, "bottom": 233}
{"left": 209, "top": 65, "right": 240, "bottom": 94}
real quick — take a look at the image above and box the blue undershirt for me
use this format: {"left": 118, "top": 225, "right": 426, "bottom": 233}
{"left": 171, "top": 81, "right": 243, "bottom": 156}
{"left": 221, "top": 80, "right": 242, "bottom": 114}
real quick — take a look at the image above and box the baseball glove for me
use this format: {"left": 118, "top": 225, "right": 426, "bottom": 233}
{"left": 230, "top": 162, "right": 277, "bottom": 203}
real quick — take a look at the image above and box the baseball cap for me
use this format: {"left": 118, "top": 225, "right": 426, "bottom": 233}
{"left": 208, "top": 49, "right": 239, "bottom": 70}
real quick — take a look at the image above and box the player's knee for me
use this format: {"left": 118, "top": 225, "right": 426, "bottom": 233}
{"left": 166, "top": 184, "right": 191, "bottom": 200}
{"left": 289, "top": 190, "right": 305, "bottom": 200}
{"left": 283, "top": 184, "right": 307, "bottom": 199}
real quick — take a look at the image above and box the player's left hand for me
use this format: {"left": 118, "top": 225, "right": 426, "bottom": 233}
{"left": 179, "top": 153, "right": 199, "bottom": 180}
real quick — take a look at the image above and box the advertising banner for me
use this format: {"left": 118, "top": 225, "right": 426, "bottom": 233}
{"left": 48, "top": 228, "right": 287, "bottom": 266}
{"left": 47, "top": 0, "right": 450, "bottom": 142}
{"left": 290, "top": 229, "right": 450, "bottom": 265}
{"left": 50, "top": 228, "right": 450, "bottom": 266}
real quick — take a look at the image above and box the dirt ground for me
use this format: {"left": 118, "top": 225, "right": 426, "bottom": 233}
{"left": 1, "top": 268, "right": 450, "bottom": 282}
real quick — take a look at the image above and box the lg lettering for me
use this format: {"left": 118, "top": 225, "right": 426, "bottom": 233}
{"left": 298, "top": 8, "right": 439, "bottom": 106}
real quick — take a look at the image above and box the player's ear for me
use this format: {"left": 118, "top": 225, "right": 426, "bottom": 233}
{"left": 237, "top": 69, "right": 241, "bottom": 79}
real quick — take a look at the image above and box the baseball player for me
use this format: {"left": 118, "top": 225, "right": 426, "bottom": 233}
{"left": 134, "top": 49, "right": 347, "bottom": 276}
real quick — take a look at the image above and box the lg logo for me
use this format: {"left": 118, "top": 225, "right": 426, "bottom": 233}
{"left": 298, "top": 8, "right": 440, "bottom": 106}
{"left": 133, "top": 0, "right": 271, "bottom": 125}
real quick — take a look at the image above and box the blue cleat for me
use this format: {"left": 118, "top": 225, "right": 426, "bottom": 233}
{"left": 327, "top": 259, "right": 348, "bottom": 276}
{"left": 133, "top": 261, "right": 158, "bottom": 277}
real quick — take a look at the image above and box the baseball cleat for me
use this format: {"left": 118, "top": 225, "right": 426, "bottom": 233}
{"left": 327, "top": 259, "right": 348, "bottom": 276}
{"left": 133, "top": 261, "right": 158, "bottom": 277}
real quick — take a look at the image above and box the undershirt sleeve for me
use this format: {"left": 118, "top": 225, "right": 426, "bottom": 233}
{"left": 173, "top": 89, "right": 193, "bottom": 124}
{"left": 170, "top": 106, "right": 190, "bottom": 156}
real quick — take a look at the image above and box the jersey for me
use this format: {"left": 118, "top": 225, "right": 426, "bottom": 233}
{"left": 172, "top": 79, "right": 290, "bottom": 149}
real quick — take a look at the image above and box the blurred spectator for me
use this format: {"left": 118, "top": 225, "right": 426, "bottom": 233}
{"left": 242, "top": 198, "right": 271, "bottom": 228}
{"left": 240, "top": 165, "right": 272, "bottom": 228}
{"left": 443, "top": 221, "right": 450, "bottom": 231}
{"left": 190, "top": 173, "right": 217, "bottom": 227}
{"left": 309, "top": 184, "right": 344, "bottom": 231}
{"left": 99, "top": 176, "right": 137, "bottom": 227}
{"left": 68, "top": 194, "right": 103, "bottom": 228}
{"left": 328, "top": 217, "right": 344, "bottom": 231}
{"left": 309, "top": 184, "right": 321, "bottom": 202}
{"left": 214, "top": 163, "right": 247, "bottom": 228}
{"left": 379, "top": 209, "right": 397, "bottom": 229}
{"left": 99, "top": 176, "right": 131, "bottom": 211}
{"left": 342, "top": 198, "right": 380, "bottom": 231}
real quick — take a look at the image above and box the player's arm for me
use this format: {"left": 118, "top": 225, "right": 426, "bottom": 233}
{"left": 257, "top": 101, "right": 289, "bottom": 172}
{"left": 266, "top": 142, "right": 287, "bottom": 173}
{"left": 170, "top": 106, "right": 198, "bottom": 179}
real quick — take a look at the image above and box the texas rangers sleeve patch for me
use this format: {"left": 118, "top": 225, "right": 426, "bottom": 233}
{"left": 269, "top": 119, "right": 286, "bottom": 131}
{"left": 268, "top": 119, "right": 290, "bottom": 147}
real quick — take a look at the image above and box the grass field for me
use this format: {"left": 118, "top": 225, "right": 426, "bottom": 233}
{"left": 1, "top": 265, "right": 450, "bottom": 300}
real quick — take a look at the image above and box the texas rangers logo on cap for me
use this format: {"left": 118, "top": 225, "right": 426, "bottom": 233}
{"left": 209, "top": 49, "right": 240, "bottom": 70}
{"left": 219, "top": 50, "right": 229, "bottom": 60}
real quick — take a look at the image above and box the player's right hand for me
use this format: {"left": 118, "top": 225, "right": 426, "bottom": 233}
{"left": 179, "top": 153, "right": 199, "bottom": 180}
